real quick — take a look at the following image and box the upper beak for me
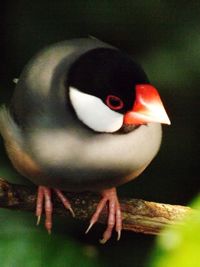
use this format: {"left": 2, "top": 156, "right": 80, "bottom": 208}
{"left": 123, "top": 84, "right": 171, "bottom": 125}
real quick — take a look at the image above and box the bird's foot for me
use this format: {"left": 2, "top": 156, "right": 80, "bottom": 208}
{"left": 85, "top": 187, "right": 122, "bottom": 244}
{"left": 36, "top": 186, "right": 75, "bottom": 233}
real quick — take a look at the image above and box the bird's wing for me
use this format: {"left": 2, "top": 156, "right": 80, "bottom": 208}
{"left": 0, "top": 105, "right": 24, "bottom": 148}
{"left": 0, "top": 105, "right": 45, "bottom": 181}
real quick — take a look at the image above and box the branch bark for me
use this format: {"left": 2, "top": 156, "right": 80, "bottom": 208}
{"left": 0, "top": 178, "right": 192, "bottom": 235}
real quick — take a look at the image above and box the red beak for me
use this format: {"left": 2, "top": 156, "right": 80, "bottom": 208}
{"left": 123, "top": 84, "right": 171, "bottom": 125}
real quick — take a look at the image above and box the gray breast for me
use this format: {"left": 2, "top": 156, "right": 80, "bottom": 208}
{"left": 26, "top": 122, "right": 162, "bottom": 191}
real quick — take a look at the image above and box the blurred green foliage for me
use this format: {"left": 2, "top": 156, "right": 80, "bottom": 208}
{"left": 0, "top": 1, "right": 199, "bottom": 267}
{"left": 149, "top": 196, "right": 200, "bottom": 267}
{"left": 0, "top": 209, "right": 101, "bottom": 267}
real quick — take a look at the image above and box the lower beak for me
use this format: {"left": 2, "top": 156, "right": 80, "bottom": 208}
{"left": 123, "top": 84, "right": 171, "bottom": 125}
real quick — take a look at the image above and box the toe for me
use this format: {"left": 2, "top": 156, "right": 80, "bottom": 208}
{"left": 36, "top": 186, "right": 45, "bottom": 224}
{"left": 100, "top": 188, "right": 122, "bottom": 243}
{"left": 115, "top": 204, "right": 122, "bottom": 241}
{"left": 85, "top": 197, "right": 107, "bottom": 234}
{"left": 43, "top": 187, "right": 53, "bottom": 234}
{"left": 100, "top": 199, "right": 116, "bottom": 243}
{"left": 54, "top": 189, "right": 75, "bottom": 217}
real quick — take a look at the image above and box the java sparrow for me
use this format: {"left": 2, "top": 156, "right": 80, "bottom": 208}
{"left": 0, "top": 38, "right": 170, "bottom": 243}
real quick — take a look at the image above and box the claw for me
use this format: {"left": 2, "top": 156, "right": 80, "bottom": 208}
{"left": 68, "top": 206, "right": 75, "bottom": 218}
{"left": 47, "top": 228, "right": 51, "bottom": 235}
{"left": 36, "top": 215, "right": 41, "bottom": 226}
{"left": 85, "top": 220, "right": 95, "bottom": 234}
{"left": 99, "top": 237, "right": 107, "bottom": 244}
{"left": 86, "top": 187, "right": 122, "bottom": 243}
{"left": 117, "top": 230, "right": 121, "bottom": 241}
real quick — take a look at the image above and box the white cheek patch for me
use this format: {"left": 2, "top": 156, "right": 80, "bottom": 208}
{"left": 69, "top": 87, "right": 123, "bottom": 133}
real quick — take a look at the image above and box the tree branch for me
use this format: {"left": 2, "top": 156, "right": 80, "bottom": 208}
{"left": 0, "top": 178, "right": 192, "bottom": 235}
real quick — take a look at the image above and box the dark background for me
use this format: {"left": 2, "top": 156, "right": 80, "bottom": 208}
{"left": 0, "top": 1, "right": 199, "bottom": 267}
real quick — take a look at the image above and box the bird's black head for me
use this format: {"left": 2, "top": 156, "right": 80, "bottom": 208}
{"left": 68, "top": 48, "right": 149, "bottom": 114}
{"left": 67, "top": 48, "right": 170, "bottom": 133}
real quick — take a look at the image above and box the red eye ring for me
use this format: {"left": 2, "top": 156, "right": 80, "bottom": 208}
{"left": 106, "top": 95, "right": 124, "bottom": 110}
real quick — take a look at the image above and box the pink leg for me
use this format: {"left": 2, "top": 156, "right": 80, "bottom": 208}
{"left": 36, "top": 186, "right": 52, "bottom": 234}
{"left": 85, "top": 187, "right": 122, "bottom": 244}
{"left": 36, "top": 186, "right": 74, "bottom": 233}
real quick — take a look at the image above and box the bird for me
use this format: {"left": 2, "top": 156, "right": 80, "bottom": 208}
{"left": 0, "top": 38, "right": 170, "bottom": 243}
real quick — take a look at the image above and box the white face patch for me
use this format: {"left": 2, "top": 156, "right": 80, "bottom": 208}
{"left": 69, "top": 87, "right": 123, "bottom": 133}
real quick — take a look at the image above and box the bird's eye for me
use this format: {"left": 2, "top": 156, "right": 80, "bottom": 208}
{"left": 106, "top": 95, "right": 124, "bottom": 110}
